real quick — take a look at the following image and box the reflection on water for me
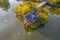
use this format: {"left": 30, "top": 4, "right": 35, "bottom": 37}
{"left": 24, "top": 26, "right": 35, "bottom": 36}
{"left": 24, "top": 26, "right": 35, "bottom": 32}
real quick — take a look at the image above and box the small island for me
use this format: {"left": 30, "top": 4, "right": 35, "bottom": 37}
{"left": 14, "top": 1, "right": 48, "bottom": 28}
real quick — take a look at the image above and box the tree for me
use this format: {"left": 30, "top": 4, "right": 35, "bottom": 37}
{"left": 0, "top": 0, "right": 9, "bottom": 11}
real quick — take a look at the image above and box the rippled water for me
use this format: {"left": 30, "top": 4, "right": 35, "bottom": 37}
{"left": 0, "top": 0, "right": 60, "bottom": 40}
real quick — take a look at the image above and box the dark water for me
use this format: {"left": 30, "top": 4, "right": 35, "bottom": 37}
{"left": 0, "top": 0, "right": 60, "bottom": 40}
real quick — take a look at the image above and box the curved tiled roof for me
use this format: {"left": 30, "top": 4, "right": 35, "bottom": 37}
{"left": 23, "top": 11, "right": 38, "bottom": 23}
